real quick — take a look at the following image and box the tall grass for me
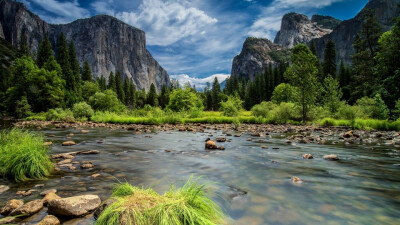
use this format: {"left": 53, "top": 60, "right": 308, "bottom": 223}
{"left": 320, "top": 118, "right": 400, "bottom": 131}
{"left": 0, "top": 129, "right": 53, "bottom": 182}
{"left": 96, "top": 177, "right": 225, "bottom": 225}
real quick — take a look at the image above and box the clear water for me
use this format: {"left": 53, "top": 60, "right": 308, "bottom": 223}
{"left": 1, "top": 127, "right": 400, "bottom": 225}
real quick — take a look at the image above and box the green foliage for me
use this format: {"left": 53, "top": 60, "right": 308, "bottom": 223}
{"left": 285, "top": 44, "right": 319, "bottom": 122}
{"left": 19, "top": 33, "right": 30, "bottom": 56}
{"left": 356, "top": 94, "right": 389, "bottom": 119}
{"left": 322, "top": 75, "right": 343, "bottom": 114}
{"left": 89, "top": 90, "right": 126, "bottom": 112}
{"left": 45, "top": 108, "right": 74, "bottom": 122}
{"left": 36, "top": 36, "right": 53, "bottom": 68}
{"left": 271, "top": 83, "right": 298, "bottom": 104}
{"left": 115, "top": 71, "right": 125, "bottom": 103}
{"left": 73, "top": 102, "right": 94, "bottom": 119}
{"left": 0, "top": 129, "right": 53, "bottom": 182}
{"left": 322, "top": 39, "right": 337, "bottom": 80}
{"left": 108, "top": 72, "right": 116, "bottom": 92}
{"left": 147, "top": 83, "right": 158, "bottom": 106}
{"left": 82, "top": 60, "right": 92, "bottom": 81}
{"left": 96, "top": 177, "right": 225, "bottom": 225}
{"left": 220, "top": 95, "right": 243, "bottom": 117}
{"left": 15, "top": 96, "right": 32, "bottom": 119}
{"left": 335, "top": 104, "right": 363, "bottom": 121}
{"left": 167, "top": 88, "right": 203, "bottom": 112}
{"left": 251, "top": 101, "right": 277, "bottom": 118}
{"left": 211, "top": 77, "right": 221, "bottom": 111}
{"left": 395, "top": 99, "right": 400, "bottom": 119}
{"left": 81, "top": 81, "right": 100, "bottom": 102}
{"left": 269, "top": 102, "right": 299, "bottom": 123}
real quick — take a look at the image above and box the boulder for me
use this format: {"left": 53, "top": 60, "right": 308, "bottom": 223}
{"left": 343, "top": 131, "right": 353, "bottom": 138}
{"left": 9, "top": 199, "right": 43, "bottom": 217}
{"left": 57, "top": 159, "right": 72, "bottom": 165}
{"left": 215, "top": 136, "right": 226, "bottom": 142}
{"left": 0, "top": 199, "right": 23, "bottom": 216}
{"left": 324, "top": 154, "right": 339, "bottom": 161}
{"left": 0, "top": 185, "right": 9, "bottom": 194}
{"left": 62, "top": 141, "right": 76, "bottom": 146}
{"left": 47, "top": 195, "right": 101, "bottom": 217}
{"left": 218, "top": 146, "right": 226, "bottom": 150}
{"left": 205, "top": 140, "right": 218, "bottom": 149}
{"left": 43, "top": 193, "right": 61, "bottom": 206}
{"left": 302, "top": 154, "right": 313, "bottom": 159}
{"left": 38, "top": 215, "right": 60, "bottom": 225}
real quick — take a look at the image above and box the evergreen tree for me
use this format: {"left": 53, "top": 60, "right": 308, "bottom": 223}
{"left": 69, "top": 40, "right": 81, "bottom": 97}
{"left": 82, "top": 60, "right": 92, "bottom": 82}
{"left": 115, "top": 71, "right": 125, "bottom": 103}
{"left": 147, "top": 83, "right": 157, "bottom": 106}
{"left": 56, "top": 33, "right": 71, "bottom": 82}
{"left": 285, "top": 44, "right": 319, "bottom": 122}
{"left": 98, "top": 75, "right": 107, "bottom": 91}
{"left": 123, "top": 77, "right": 130, "bottom": 105}
{"left": 158, "top": 85, "right": 169, "bottom": 109}
{"left": 211, "top": 77, "right": 221, "bottom": 111}
{"left": 19, "top": 33, "right": 30, "bottom": 56}
{"left": 36, "top": 36, "right": 53, "bottom": 68}
{"left": 129, "top": 79, "right": 136, "bottom": 108}
{"left": 323, "top": 39, "right": 337, "bottom": 78}
{"left": 239, "top": 78, "right": 246, "bottom": 100}
{"left": 309, "top": 40, "right": 317, "bottom": 56}
{"left": 108, "top": 71, "right": 116, "bottom": 92}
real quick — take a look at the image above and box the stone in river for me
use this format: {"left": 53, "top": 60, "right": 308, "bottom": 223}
{"left": 0, "top": 185, "right": 9, "bottom": 194}
{"left": 81, "top": 130, "right": 90, "bottom": 134}
{"left": 81, "top": 163, "right": 94, "bottom": 169}
{"left": 43, "top": 193, "right": 61, "bottom": 206}
{"left": 43, "top": 142, "right": 53, "bottom": 146}
{"left": 91, "top": 173, "right": 101, "bottom": 178}
{"left": 62, "top": 141, "right": 76, "bottom": 146}
{"left": 291, "top": 176, "right": 303, "bottom": 184}
{"left": 40, "top": 189, "right": 57, "bottom": 196}
{"left": 9, "top": 199, "right": 43, "bottom": 217}
{"left": 0, "top": 199, "right": 24, "bottom": 216}
{"left": 78, "top": 150, "right": 100, "bottom": 154}
{"left": 302, "top": 154, "right": 313, "bottom": 159}
{"left": 205, "top": 140, "right": 218, "bottom": 149}
{"left": 38, "top": 215, "right": 60, "bottom": 225}
{"left": 324, "top": 154, "right": 339, "bottom": 161}
{"left": 218, "top": 146, "right": 226, "bottom": 150}
{"left": 261, "top": 145, "right": 269, "bottom": 149}
{"left": 48, "top": 195, "right": 101, "bottom": 217}
{"left": 216, "top": 136, "right": 226, "bottom": 142}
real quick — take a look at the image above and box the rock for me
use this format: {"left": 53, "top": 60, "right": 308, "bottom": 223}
{"left": 43, "top": 142, "right": 53, "bottom": 146}
{"left": 178, "top": 126, "right": 186, "bottom": 131}
{"left": 261, "top": 145, "right": 269, "bottom": 149}
{"left": 59, "top": 164, "right": 77, "bottom": 170}
{"left": 205, "top": 140, "right": 218, "bottom": 149}
{"left": 291, "top": 176, "right": 303, "bottom": 184}
{"left": 324, "top": 154, "right": 339, "bottom": 161}
{"left": 16, "top": 190, "right": 32, "bottom": 196}
{"left": 80, "top": 130, "right": 90, "bottom": 134}
{"left": 48, "top": 195, "right": 101, "bottom": 217}
{"left": 247, "top": 138, "right": 252, "bottom": 141}
{"left": 81, "top": 163, "right": 94, "bottom": 169}
{"left": 62, "top": 141, "right": 76, "bottom": 146}
{"left": 52, "top": 153, "right": 75, "bottom": 159}
{"left": 234, "top": 134, "right": 242, "bottom": 137}
{"left": 38, "top": 215, "right": 60, "bottom": 225}
{"left": 0, "top": 185, "right": 9, "bottom": 194}
{"left": 251, "top": 132, "right": 262, "bottom": 137}
{"left": 218, "top": 146, "right": 226, "bottom": 150}
{"left": 272, "top": 147, "right": 280, "bottom": 150}
{"left": 216, "top": 136, "right": 226, "bottom": 142}
{"left": 302, "top": 154, "right": 313, "bottom": 159}
{"left": 78, "top": 150, "right": 100, "bottom": 154}
{"left": 9, "top": 199, "right": 43, "bottom": 217}
{"left": 343, "top": 131, "right": 353, "bottom": 138}
{"left": 43, "top": 193, "right": 61, "bottom": 206}
{"left": 57, "top": 159, "right": 72, "bottom": 165}
{"left": 34, "top": 184, "right": 45, "bottom": 188}
{"left": 93, "top": 198, "right": 116, "bottom": 219}
{"left": 0, "top": 199, "right": 24, "bottom": 216}
{"left": 0, "top": 216, "right": 17, "bottom": 224}
{"left": 91, "top": 173, "right": 101, "bottom": 178}
{"left": 40, "top": 189, "right": 57, "bottom": 196}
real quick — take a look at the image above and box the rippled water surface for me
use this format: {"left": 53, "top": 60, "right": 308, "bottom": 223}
{"left": 1, "top": 126, "right": 400, "bottom": 225}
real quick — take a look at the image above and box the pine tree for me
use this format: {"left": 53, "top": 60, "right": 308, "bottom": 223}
{"left": 323, "top": 39, "right": 337, "bottom": 78}
{"left": 36, "top": 36, "right": 53, "bottom": 68}
{"left": 82, "top": 60, "right": 92, "bottom": 81}
{"left": 147, "top": 83, "right": 157, "bottom": 106}
{"left": 309, "top": 40, "right": 317, "bottom": 56}
{"left": 19, "top": 33, "right": 30, "bottom": 56}
{"left": 123, "top": 77, "right": 130, "bottom": 105}
{"left": 158, "top": 85, "right": 169, "bottom": 109}
{"left": 69, "top": 40, "right": 81, "bottom": 96}
{"left": 108, "top": 71, "right": 116, "bottom": 92}
{"left": 129, "top": 79, "right": 136, "bottom": 108}
{"left": 211, "top": 77, "right": 221, "bottom": 111}
{"left": 115, "top": 71, "right": 125, "bottom": 103}
{"left": 57, "top": 33, "right": 71, "bottom": 82}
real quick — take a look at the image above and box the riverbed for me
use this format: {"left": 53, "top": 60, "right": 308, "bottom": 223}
{"left": 1, "top": 123, "right": 400, "bottom": 224}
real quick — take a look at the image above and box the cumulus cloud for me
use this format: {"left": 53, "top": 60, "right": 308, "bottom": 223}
{"left": 170, "top": 74, "right": 230, "bottom": 89}
{"left": 30, "top": 0, "right": 90, "bottom": 24}
{"left": 91, "top": 0, "right": 115, "bottom": 16}
{"left": 115, "top": 0, "right": 218, "bottom": 46}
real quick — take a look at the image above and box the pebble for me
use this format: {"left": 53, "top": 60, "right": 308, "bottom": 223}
{"left": 303, "top": 154, "right": 313, "bottom": 159}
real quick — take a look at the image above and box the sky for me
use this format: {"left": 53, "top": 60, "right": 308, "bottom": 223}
{"left": 21, "top": 0, "right": 368, "bottom": 89}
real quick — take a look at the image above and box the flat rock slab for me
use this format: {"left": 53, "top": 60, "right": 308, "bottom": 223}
{"left": 9, "top": 199, "right": 43, "bottom": 217}
{"left": 48, "top": 195, "right": 101, "bottom": 217}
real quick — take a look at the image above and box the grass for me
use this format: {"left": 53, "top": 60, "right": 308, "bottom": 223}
{"left": 0, "top": 129, "right": 53, "bottom": 182}
{"left": 96, "top": 177, "right": 225, "bottom": 225}
{"left": 319, "top": 118, "right": 400, "bottom": 131}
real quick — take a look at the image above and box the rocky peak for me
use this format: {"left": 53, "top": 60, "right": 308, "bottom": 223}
{"left": 274, "top": 12, "right": 332, "bottom": 48}
{"left": 311, "top": 15, "right": 342, "bottom": 30}
{"left": 231, "top": 37, "right": 290, "bottom": 81}
{"left": 0, "top": 0, "right": 170, "bottom": 91}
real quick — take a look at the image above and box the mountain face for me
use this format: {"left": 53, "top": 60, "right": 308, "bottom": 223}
{"left": 0, "top": 0, "right": 170, "bottom": 91}
{"left": 274, "top": 13, "right": 333, "bottom": 49}
{"left": 311, "top": 15, "right": 342, "bottom": 30}
{"left": 231, "top": 37, "right": 290, "bottom": 80}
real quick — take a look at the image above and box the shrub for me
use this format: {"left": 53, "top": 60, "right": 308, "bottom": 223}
{"left": 335, "top": 104, "right": 364, "bottom": 120}
{"left": 73, "top": 102, "right": 94, "bottom": 119}
{"left": 0, "top": 129, "right": 53, "bottom": 181}
{"left": 356, "top": 95, "right": 389, "bottom": 119}
{"left": 188, "top": 107, "right": 203, "bottom": 118}
{"left": 45, "top": 108, "right": 74, "bottom": 122}
{"left": 395, "top": 99, "right": 400, "bottom": 119}
{"left": 271, "top": 83, "right": 298, "bottom": 104}
{"left": 89, "top": 90, "right": 126, "bottom": 112}
{"left": 96, "top": 177, "right": 225, "bottom": 225}
{"left": 270, "top": 102, "right": 299, "bottom": 123}
{"left": 220, "top": 95, "right": 243, "bottom": 117}
{"left": 81, "top": 81, "right": 100, "bottom": 101}
{"left": 15, "top": 96, "right": 32, "bottom": 119}
{"left": 251, "top": 101, "right": 277, "bottom": 118}
{"left": 167, "top": 88, "right": 203, "bottom": 112}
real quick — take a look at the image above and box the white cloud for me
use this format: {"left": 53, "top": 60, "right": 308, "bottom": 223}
{"left": 170, "top": 74, "right": 230, "bottom": 89}
{"left": 115, "top": 0, "right": 218, "bottom": 46}
{"left": 30, "top": 0, "right": 90, "bottom": 23}
{"left": 91, "top": 0, "right": 115, "bottom": 16}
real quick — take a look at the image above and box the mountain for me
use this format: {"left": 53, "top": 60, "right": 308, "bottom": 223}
{"left": 231, "top": 37, "right": 290, "bottom": 80}
{"left": 311, "top": 15, "right": 342, "bottom": 30}
{"left": 0, "top": 0, "right": 170, "bottom": 91}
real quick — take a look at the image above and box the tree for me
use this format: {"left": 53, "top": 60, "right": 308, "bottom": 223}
{"left": 322, "top": 75, "right": 343, "bottom": 114}
{"left": 271, "top": 83, "right": 298, "bottom": 104}
{"left": 284, "top": 44, "right": 319, "bottom": 122}
{"left": 19, "top": 33, "right": 30, "bottom": 56}
{"left": 36, "top": 36, "right": 53, "bottom": 68}
{"left": 309, "top": 40, "right": 317, "bottom": 56}
{"left": 82, "top": 60, "right": 92, "bottom": 82}
{"left": 351, "top": 9, "right": 382, "bottom": 100}
{"left": 98, "top": 75, "right": 107, "bottom": 91}
{"left": 146, "top": 83, "right": 157, "bottom": 106}
{"left": 81, "top": 81, "right": 99, "bottom": 102}
{"left": 108, "top": 72, "right": 116, "bottom": 92}
{"left": 115, "top": 71, "right": 125, "bottom": 103}
{"left": 69, "top": 40, "right": 81, "bottom": 97}
{"left": 128, "top": 79, "right": 136, "bottom": 108}
{"left": 323, "top": 39, "right": 337, "bottom": 79}
{"left": 123, "top": 77, "right": 130, "bottom": 105}
{"left": 167, "top": 88, "right": 203, "bottom": 112}
{"left": 211, "top": 77, "right": 221, "bottom": 111}
{"left": 158, "top": 85, "right": 169, "bottom": 109}
{"left": 89, "top": 89, "right": 125, "bottom": 112}
{"left": 220, "top": 95, "right": 243, "bottom": 117}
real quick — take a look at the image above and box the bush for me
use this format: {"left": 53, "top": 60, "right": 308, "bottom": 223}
{"left": 15, "top": 96, "right": 32, "bottom": 119}
{"left": 188, "top": 107, "right": 203, "bottom": 118}
{"left": 96, "top": 177, "right": 225, "bottom": 225}
{"left": 271, "top": 83, "right": 298, "bottom": 104}
{"left": 167, "top": 88, "right": 203, "bottom": 112}
{"left": 81, "top": 81, "right": 100, "bottom": 102}
{"left": 335, "top": 104, "right": 364, "bottom": 120}
{"left": 356, "top": 94, "right": 389, "bottom": 119}
{"left": 251, "top": 101, "right": 277, "bottom": 118}
{"left": 45, "top": 108, "right": 74, "bottom": 122}
{"left": 220, "top": 95, "right": 243, "bottom": 117}
{"left": 270, "top": 102, "right": 299, "bottom": 123}
{"left": 89, "top": 90, "right": 126, "bottom": 112}
{"left": 73, "top": 102, "right": 94, "bottom": 119}
{"left": 0, "top": 129, "right": 53, "bottom": 181}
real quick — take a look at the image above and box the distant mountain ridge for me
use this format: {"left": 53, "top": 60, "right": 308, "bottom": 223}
{"left": 0, "top": 0, "right": 170, "bottom": 91}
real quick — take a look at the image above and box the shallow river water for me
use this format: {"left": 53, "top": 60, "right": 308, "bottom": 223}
{"left": 1, "top": 126, "right": 400, "bottom": 225}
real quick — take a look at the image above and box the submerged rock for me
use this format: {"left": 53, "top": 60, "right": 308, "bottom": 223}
{"left": 205, "top": 140, "right": 218, "bottom": 149}
{"left": 291, "top": 176, "right": 303, "bottom": 184}
{"left": 324, "top": 154, "right": 339, "bottom": 161}
{"left": 40, "top": 189, "right": 57, "bottom": 196}
{"left": 62, "top": 141, "right": 76, "bottom": 146}
{"left": 302, "top": 154, "right": 313, "bottom": 159}
{"left": 0, "top": 199, "right": 23, "bottom": 216}
{"left": 9, "top": 199, "right": 43, "bottom": 217}
{"left": 48, "top": 195, "right": 101, "bottom": 217}
{"left": 38, "top": 215, "right": 60, "bottom": 225}
{"left": 216, "top": 136, "right": 226, "bottom": 142}
{"left": 43, "top": 142, "right": 53, "bottom": 146}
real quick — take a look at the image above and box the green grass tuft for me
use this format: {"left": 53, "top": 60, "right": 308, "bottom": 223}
{"left": 96, "top": 177, "right": 226, "bottom": 225}
{"left": 0, "top": 129, "right": 53, "bottom": 182}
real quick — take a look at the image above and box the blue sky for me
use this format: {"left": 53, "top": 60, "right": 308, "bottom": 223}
{"left": 21, "top": 0, "right": 368, "bottom": 88}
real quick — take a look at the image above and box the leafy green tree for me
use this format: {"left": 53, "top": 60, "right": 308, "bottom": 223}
{"left": 19, "top": 33, "right": 30, "bottom": 56}
{"left": 15, "top": 96, "right": 32, "bottom": 119}
{"left": 220, "top": 95, "right": 243, "bottom": 117}
{"left": 284, "top": 44, "right": 319, "bottom": 122}
{"left": 36, "top": 36, "right": 53, "bottom": 68}
{"left": 356, "top": 94, "right": 389, "bottom": 119}
{"left": 128, "top": 79, "right": 136, "bottom": 108}
{"left": 351, "top": 9, "right": 382, "bottom": 101}
{"left": 82, "top": 60, "right": 92, "bottom": 82}
{"left": 167, "top": 88, "right": 203, "bottom": 112}
{"left": 72, "top": 102, "right": 94, "bottom": 119}
{"left": 81, "top": 81, "right": 100, "bottom": 102}
{"left": 115, "top": 71, "right": 125, "bottom": 103}
{"left": 211, "top": 77, "right": 221, "bottom": 111}
{"left": 146, "top": 83, "right": 158, "bottom": 106}
{"left": 309, "top": 40, "right": 317, "bottom": 56}
{"left": 322, "top": 75, "right": 343, "bottom": 114}
{"left": 323, "top": 39, "right": 337, "bottom": 79}
{"left": 108, "top": 72, "right": 116, "bottom": 92}
{"left": 135, "top": 89, "right": 146, "bottom": 108}
{"left": 89, "top": 89, "right": 125, "bottom": 112}
{"left": 271, "top": 83, "right": 298, "bottom": 104}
